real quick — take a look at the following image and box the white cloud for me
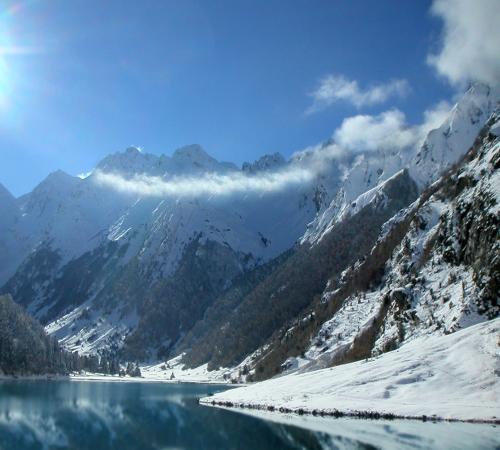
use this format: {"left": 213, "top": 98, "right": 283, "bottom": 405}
{"left": 428, "top": 0, "right": 500, "bottom": 86}
{"left": 333, "top": 100, "right": 451, "bottom": 153}
{"left": 94, "top": 100, "right": 453, "bottom": 199}
{"left": 77, "top": 171, "right": 93, "bottom": 179}
{"left": 333, "top": 110, "right": 418, "bottom": 152}
{"left": 93, "top": 165, "right": 320, "bottom": 198}
{"left": 306, "top": 75, "right": 409, "bottom": 113}
{"left": 420, "top": 100, "right": 452, "bottom": 134}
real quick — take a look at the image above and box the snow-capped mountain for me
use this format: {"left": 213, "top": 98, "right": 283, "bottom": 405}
{"left": 0, "top": 83, "right": 498, "bottom": 371}
{"left": 1, "top": 143, "right": 341, "bottom": 358}
{"left": 303, "top": 84, "right": 499, "bottom": 243}
{"left": 176, "top": 85, "right": 499, "bottom": 379}
{"left": 223, "top": 102, "right": 500, "bottom": 382}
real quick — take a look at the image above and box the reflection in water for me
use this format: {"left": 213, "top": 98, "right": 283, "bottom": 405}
{"left": 0, "top": 381, "right": 497, "bottom": 450}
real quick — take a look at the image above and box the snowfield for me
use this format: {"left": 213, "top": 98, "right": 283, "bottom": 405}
{"left": 201, "top": 318, "right": 500, "bottom": 422}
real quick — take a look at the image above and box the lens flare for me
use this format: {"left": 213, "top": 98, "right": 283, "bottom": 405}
{"left": 0, "top": 57, "right": 9, "bottom": 111}
{"left": 0, "top": 1, "right": 42, "bottom": 114}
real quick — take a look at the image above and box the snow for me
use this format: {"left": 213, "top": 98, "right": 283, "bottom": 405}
{"left": 409, "top": 83, "right": 499, "bottom": 188}
{"left": 285, "top": 290, "right": 386, "bottom": 374}
{"left": 201, "top": 319, "right": 500, "bottom": 422}
{"left": 303, "top": 83, "right": 499, "bottom": 244}
{"left": 45, "top": 300, "right": 138, "bottom": 355}
{"left": 139, "top": 355, "right": 232, "bottom": 383}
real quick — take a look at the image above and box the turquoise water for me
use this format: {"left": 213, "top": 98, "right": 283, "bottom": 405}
{"left": 0, "top": 380, "right": 497, "bottom": 449}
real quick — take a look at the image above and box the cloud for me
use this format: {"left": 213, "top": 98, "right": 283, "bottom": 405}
{"left": 333, "top": 101, "right": 451, "bottom": 153}
{"left": 93, "top": 165, "right": 320, "bottom": 198}
{"left": 428, "top": 0, "right": 500, "bottom": 86}
{"left": 77, "top": 171, "right": 93, "bottom": 179}
{"left": 94, "top": 100, "right": 452, "bottom": 199}
{"left": 333, "top": 110, "right": 418, "bottom": 152}
{"left": 306, "top": 75, "right": 409, "bottom": 113}
{"left": 420, "top": 100, "right": 452, "bottom": 133}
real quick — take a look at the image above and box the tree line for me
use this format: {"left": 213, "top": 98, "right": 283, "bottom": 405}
{"left": 0, "top": 294, "right": 140, "bottom": 377}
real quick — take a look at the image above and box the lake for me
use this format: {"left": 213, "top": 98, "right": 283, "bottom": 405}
{"left": 0, "top": 380, "right": 497, "bottom": 450}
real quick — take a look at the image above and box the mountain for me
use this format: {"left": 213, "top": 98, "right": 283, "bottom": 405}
{"left": 0, "top": 84, "right": 498, "bottom": 376}
{"left": 1, "top": 144, "right": 340, "bottom": 359}
{"left": 0, "top": 183, "right": 20, "bottom": 283}
{"left": 209, "top": 102, "right": 500, "bottom": 381}
{"left": 0, "top": 294, "right": 72, "bottom": 375}
{"left": 199, "top": 112, "right": 500, "bottom": 421}
{"left": 303, "top": 83, "right": 499, "bottom": 243}
{"left": 179, "top": 169, "right": 419, "bottom": 370}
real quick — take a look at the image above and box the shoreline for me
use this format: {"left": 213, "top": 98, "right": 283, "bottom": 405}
{"left": 200, "top": 399, "right": 500, "bottom": 425}
{"left": 199, "top": 320, "right": 500, "bottom": 425}
{"left": 0, "top": 373, "right": 234, "bottom": 386}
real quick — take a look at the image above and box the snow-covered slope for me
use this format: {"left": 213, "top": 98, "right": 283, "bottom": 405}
{"left": 202, "top": 318, "right": 500, "bottom": 422}
{"left": 234, "top": 103, "right": 499, "bottom": 385}
{"left": 410, "top": 84, "right": 499, "bottom": 187}
{"left": 303, "top": 83, "right": 499, "bottom": 243}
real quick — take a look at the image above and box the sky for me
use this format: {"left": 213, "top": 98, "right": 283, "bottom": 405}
{"left": 0, "top": 0, "right": 498, "bottom": 196}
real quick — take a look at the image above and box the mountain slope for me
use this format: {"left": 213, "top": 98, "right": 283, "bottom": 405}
{"left": 202, "top": 318, "right": 500, "bottom": 422}
{"left": 180, "top": 169, "right": 418, "bottom": 370}
{"left": 0, "top": 294, "right": 72, "bottom": 375}
{"left": 303, "top": 83, "right": 499, "bottom": 243}
{"left": 240, "top": 107, "right": 499, "bottom": 381}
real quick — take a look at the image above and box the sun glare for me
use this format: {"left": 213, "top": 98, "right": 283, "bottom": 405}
{"left": 0, "top": 1, "right": 40, "bottom": 112}
{"left": 0, "top": 56, "right": 9, "bottom": 112}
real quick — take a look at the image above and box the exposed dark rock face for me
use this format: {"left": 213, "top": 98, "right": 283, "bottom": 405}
{"left": 122, "top": 238, "right": 252, "bottom": 360}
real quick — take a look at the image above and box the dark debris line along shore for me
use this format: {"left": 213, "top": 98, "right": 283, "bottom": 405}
{"left": 202, "top": 399, "right": 500, "bottom": 425}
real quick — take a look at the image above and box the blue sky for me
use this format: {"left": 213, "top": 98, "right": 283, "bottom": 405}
{"left": 0, "top": 0, "right": 459, "bottom": 196}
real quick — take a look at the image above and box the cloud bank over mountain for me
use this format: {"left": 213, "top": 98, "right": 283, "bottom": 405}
{"left": 94, "top": 96, "right": 453, "bottom": 199}
{"left": 333, "top": 101, "right": 451, "bottom": 152}
{"left": 93, "top": 164, "right": 319, "bottom": 198}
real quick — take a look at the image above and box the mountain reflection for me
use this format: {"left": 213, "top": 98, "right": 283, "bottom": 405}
{"left": 0, "top": 381, "right": 362, "bottom": 450}
{"left": 0, "top": 381, "right": 497, "bottom": 450}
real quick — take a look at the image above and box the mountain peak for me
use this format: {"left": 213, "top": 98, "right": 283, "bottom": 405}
{"left": 96, "top": 147, "right": 159, "bottom": 175}
{"left": 172, "top": 145, "right": 215, "bottom": 163}
{"left": 30, "top": 170, "right": 80, "bottom": 195}
{"left": 51, "top": 168, "right": 71, "bottom": 176}
{"left": 242, "top": 153, "right": 286, "bottom": 173}
{"left": 170, "top": 144, "right": 233, "bottom": 173}
{"left": 125, "top": 146, "right": 142, "bottom": 154}
{"left": 409, "top": 81, "right": 500, "bottom": 187}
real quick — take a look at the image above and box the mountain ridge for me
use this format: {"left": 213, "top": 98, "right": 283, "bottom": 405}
{"left": 0, "top": 83, "right": 498, "bottom": 379}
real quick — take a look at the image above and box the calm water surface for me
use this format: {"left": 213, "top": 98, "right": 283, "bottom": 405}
{"left": 0, "top": 380, "right": 497, "bottom": 450}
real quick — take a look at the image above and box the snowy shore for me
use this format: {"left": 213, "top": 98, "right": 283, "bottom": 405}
{"left": 200, "top": 319, "right": 500, "bottom": 423}
{"left": 0, "top": 353, "right": 232, "bottom": 385}
{"left": 0, "top": 372, "right": 229, "bottom": 385}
